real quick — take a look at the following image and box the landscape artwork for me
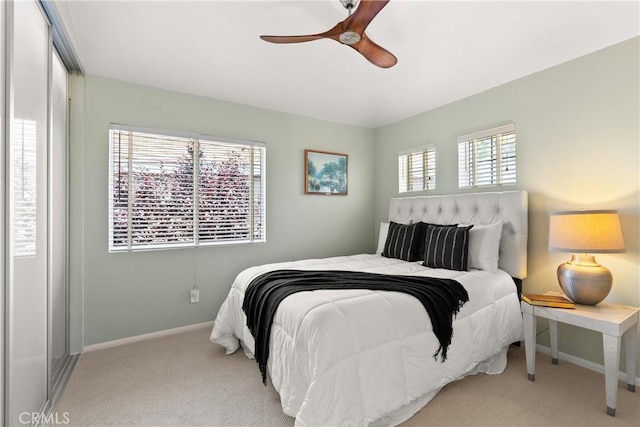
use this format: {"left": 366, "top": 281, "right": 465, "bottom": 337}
{"left": 305, "top": 149, "right": 348, "bottom": 195}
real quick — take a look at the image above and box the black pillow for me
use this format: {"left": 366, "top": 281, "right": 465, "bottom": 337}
{"left": 382, "top": 221, "right": 426, "bottom": 262}
{"left": 422, "top": 224, "right": 474, "bottom": 271}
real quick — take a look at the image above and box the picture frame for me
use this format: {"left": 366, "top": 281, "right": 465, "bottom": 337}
{"left": 305, "top": 149, "right": 348, "bottom": 195}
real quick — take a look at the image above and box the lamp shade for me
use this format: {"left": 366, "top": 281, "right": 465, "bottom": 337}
{"left": 548, "top": 210, "right": 625, "bottom": 253}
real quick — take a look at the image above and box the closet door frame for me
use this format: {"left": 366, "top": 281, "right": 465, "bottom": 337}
{"left": 3, "top": 0, "right": 17, "bottom": 421}
{"left": 48, "top": 48, "right": 71, "bottom": 406}
{"left": 0, "top": 0, "right": 6, "bottom": 420}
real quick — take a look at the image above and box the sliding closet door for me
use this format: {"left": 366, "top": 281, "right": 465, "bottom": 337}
{"left": 0, "top": 0, "right": 5, "bottom": 421}
{"left": 50, "top": 51, "right": 68, "bottom": 383}
{"left": 7, "top": 0, "right": 50, "bottom": 423}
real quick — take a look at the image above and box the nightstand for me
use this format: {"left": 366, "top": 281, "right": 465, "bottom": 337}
{"left": 521, "top": 300, "right": 639, "bottom": 417}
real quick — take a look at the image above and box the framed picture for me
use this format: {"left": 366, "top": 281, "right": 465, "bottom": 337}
{"left": 305, "top": 149, "right": 348, "bottom": 195}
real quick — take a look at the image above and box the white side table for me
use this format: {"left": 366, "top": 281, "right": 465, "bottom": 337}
{"left": 521, "top": 300, "right": 639, "bottom": 417}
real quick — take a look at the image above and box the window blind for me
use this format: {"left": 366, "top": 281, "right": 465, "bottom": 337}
{"left": 458, "top": 124, "right": 516, "bottom": 188}
{"left": 399, "top": 144, "right": 436, "bottom": 193}
{"left": 109, "top": 125, "right": 265, "bottom": 251}
{"left": 198, "top": 140, "right": 265, "bottom": 243}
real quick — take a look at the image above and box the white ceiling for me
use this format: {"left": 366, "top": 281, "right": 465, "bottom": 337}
{"left": 55, "top": 0, "right": 639, "bottom": 128}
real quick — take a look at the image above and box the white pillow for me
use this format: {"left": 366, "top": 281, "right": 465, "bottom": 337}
{"left": 466, "top": 222, "right": 503, "bottom": 273}
{"left": 376, "top": 222, "right": 390, "bottom": 255}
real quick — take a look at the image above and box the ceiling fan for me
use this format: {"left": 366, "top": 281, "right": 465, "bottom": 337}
{"left": 260, "top": 0, "right": 397, "bottom": 69}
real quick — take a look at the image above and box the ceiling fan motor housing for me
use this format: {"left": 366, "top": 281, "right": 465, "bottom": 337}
{"left": 339, "top": 31, "right": 361, "bottom": 45}
{"left": 339, "top": 0, "right": 361, "bottom": 44}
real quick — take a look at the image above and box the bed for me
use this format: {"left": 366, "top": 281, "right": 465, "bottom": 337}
{"left": 211, "top": 190, "right": 528, "bottom": 426}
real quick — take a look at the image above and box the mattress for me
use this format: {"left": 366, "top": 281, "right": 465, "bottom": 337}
{"left": 211, "top": 254, "right": 524, "bottom": 426}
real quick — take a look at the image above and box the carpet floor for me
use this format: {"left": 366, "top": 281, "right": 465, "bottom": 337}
{"left": 56, "top": 326, "right": 640, "bottom": 426}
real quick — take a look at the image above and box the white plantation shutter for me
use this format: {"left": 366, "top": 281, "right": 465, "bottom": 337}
{"left": 458, "top": 124, "right": 516, "bottom": 188}
{"left": 109, "top": 125, "right": 265, "bottom": 251}
{"left": 399, "top": 145, "right": 436, "bottom": 193}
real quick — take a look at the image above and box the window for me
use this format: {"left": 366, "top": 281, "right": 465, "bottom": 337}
{"left": 398, "top": 144, "right": 436, "bottom": 193}
{"left": 109, "top": 125, "right": 265, "bottom": 252}
{"left": 458, "top": 123, "right": 516, "bottom": 188}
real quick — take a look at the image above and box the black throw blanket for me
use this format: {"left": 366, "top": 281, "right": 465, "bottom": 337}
{"left": 242, "top": 269, "right": 469, "bottom": 384}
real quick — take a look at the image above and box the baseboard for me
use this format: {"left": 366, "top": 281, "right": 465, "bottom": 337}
{"left": 536, "top": 344, "right": 640, "bottom": 386}
{"left": 83, "top": 321, "right": 214, "bottom": 352}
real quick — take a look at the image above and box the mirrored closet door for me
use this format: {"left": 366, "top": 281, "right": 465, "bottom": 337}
{"left": 9, "top": 0, "right": 50, "bottom": 423}
{"left": 50, "top": 49, "right": 71, "bottom": 398}
{"left": 3, "top": 1, "right": 74, "bottom": 424}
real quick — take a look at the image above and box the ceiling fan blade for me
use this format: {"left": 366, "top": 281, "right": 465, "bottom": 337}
{"left": 260, "top": 22, "right": 344, "bottom": 44}
{"left": 260, "top": 34, "right": 325, "bottom": 44}
{"left": 345, "top": 0, "right": 391, "bottom": 33}
{"left": 353, "top": 33, "right": 397, "bottom": 68}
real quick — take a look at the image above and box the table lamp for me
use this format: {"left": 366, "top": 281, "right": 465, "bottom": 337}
{"left": 548, "top": 210, "right": 625, "bottom": 305}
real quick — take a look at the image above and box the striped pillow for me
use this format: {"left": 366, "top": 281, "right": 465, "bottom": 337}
{"left": 382, "top": 221, "right": 425, "bottom": 262}
{"left": 422, "top": 224, "right": 474, "bottom": 271}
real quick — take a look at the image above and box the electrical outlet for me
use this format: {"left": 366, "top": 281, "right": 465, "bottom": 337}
{"left": 190, "top": 285, "right": 199, "bottom": 303}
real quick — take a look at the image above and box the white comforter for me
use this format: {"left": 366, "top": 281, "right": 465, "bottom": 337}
{"left": 210, "top": 254, "right": 524, "bottom": 426}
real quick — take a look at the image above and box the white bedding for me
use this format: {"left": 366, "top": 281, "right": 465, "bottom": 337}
{"left": 210, "top": 254, "right": 524, "bottom": 426}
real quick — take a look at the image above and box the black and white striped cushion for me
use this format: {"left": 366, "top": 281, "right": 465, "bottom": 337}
{"left": 422, "top": 225, "right": 473, "bottom": 271}
{"left": 382, "top": 221, "right": 425, "bottom": 262}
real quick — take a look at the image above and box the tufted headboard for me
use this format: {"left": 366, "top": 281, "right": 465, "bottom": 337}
{"left": 388, "top": 190, "right": 528, "bottom": 280}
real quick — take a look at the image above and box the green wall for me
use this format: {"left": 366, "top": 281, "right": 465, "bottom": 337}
{"left": 374, "top": 37, "right": 639, "bottom": 370}
{"left": 70, "top": 37, "right": 639, "bottom": 375}
{"left": 69, "top": 76, "right": 375, "bottom": 348}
